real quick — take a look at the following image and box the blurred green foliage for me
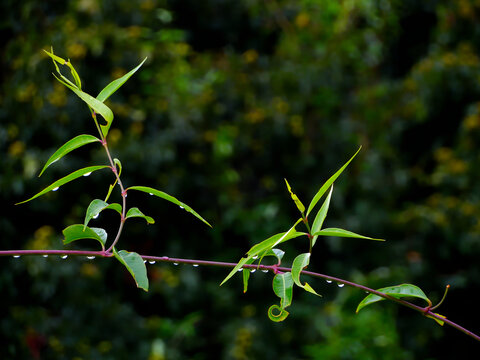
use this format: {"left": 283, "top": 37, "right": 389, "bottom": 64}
{"left": 2, "top": 0, "right": 480, "bottom": 358}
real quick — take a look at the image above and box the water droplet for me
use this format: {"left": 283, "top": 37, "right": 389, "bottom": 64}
{"left": 179, "top": 205, "right": 185, "bottom": 209}
{"left": 250, "top": 269, "right": 256, "bottom": 273}
{"left": 261, "top": 269, "right": 268, "bottom": 273}
{"left": 326, "top": 279, "right": 333, "bottom": 284}
{"left": 83, "top": 172, "right": 92, "bottom": 177}
{"left": 144, "top": 260, "right": 147, "bottom": 263}
{"left": 237, "top": 268, "right": 243, "bottom": 272}
{"left": 13, "top": 255, "right": 21, "bottom": 258}
{"left": 42, "top": 255, "right": 48, "bottom": 258}
{"left": 192, "top": 264, "right": 199, "bottom": 267}
{"left": 52, "top": 187, "right": 60, "bottom": 192}
{"left": 173, "top": 262, "right": 179, "bottom": 266}
{"left": 61, "top": 255, "right": 68, "bottom": 259}
{"left": 93, "top": 213, "right": 100, "bottom": 219}
{"left": 337, "top": 283, "right": 345, "bottom": 288}
{"left": 86, "top": 256, "right": 95, "bottom": 260}
{"left": 149, "top": 193, "right": 154, "bottom": 196}
{"left": 252, "top": 255, "right": 258, "bottom": 260}
{"left": 148, "top": 260, "right": 156, "bottom": 264}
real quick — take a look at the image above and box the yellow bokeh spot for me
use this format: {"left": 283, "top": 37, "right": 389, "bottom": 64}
{"left": 81, "top": 263, "right": 99, "bottom": 277}
{"left": 289, "top": 115, "right": 304, "bottom": 136}
{"left": 67, "top": 43, "right": 87, "bottom": 59}
{"left": 434, "top": 147, "right": 453, "bottom": 162}
{"left": 295, "top": 12, "right": 310, "bottom": 28}
{"left": 47, "top": 82, "right": 67, "bottom": 107}
{"left": 243, "top": 49, "right": 258, "bottom": 64}
{"left": 464, "top": 114, "right": 480, "bottom": 130}
{"left": 127, "top": 26, "right": 143, "bottom": 39}
{"left": 448, "top": 159, "right": 468, "bottom": 174}
{"left": 108, "top": 128, "right": 122, "bottom": 145}
{"left": 246, "top": 108, "right": 265, "bottom": 123}
{"left": 130, "top": 122, "right": 144, "bottom": 136}
{"left": 8, "top": 140, "right": 25, "bottom": 157}
{"left": 175, "top": 43, "right": 190, "bottom": 56}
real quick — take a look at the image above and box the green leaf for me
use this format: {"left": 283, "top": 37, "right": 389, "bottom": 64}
{"left": 220, "top": 220, "right": 306, "bottom": 286}
{"left": 16, "top": 165, "right": 110, "bottom": 205}
{"left": 306, "top": 147, "right": 361, "bottom": 216}
{"left": 127, "top": 185, "right": 211, "bottom": 227}
{"left": 284, "top": 178, "right": 305, "bottom": 213}
{"left": 44, "top": 49, "right": 79, "bottom": 89}
{"left": 96, "top": 58, "right": 147, "bottom": 103}
{"left": 125, "top": 207, "right": 155, "bottom": 224}
{"left": 273, "top": 272, "right": 294, "bottom": 308}
{"left": 268, "top": 305, "right": 290, "bottom": 322}
{"left": 356, "top": 284, "right": 431, "bottom": 313}
{"left": 241, "top": 257, "right": 257, "bottom": 293}
{"left": 113, "top": 158, "right": 122, "bottom": 177}
{"left": 63, "top": 224, "right": 107, "bottom": 250}
{"left": 261, "top": 248, "right": 285, "bottom": 263}
{"left": 291, "top": 253, "right": 321, "bottom": 296}
{"left": 313, "top": 228, "right": 384, "bottom": 241}
{"left": 427, "top": 312, "right": 447, "bottom": 326}
{"left": 39, "top": 134, "right": 100, "bottom": 177}
{"left": 53, "top": 73, "right": 114, "bottom": 138}
{"left": 310, "top": 185, "right": 333, "bottom": 247}
{"left": 84, "top": 199, "right": 122, "bottom": 229}
{"left": 114, "top": 248, "right": 149, "bottom": 292}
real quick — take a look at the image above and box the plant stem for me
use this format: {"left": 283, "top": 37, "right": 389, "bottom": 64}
{"left": 1, "top": 248, "right": 479, "bottom": 342}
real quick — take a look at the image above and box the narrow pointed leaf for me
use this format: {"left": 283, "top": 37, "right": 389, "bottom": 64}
{"left": 44, "top": 50, "right": 79, "bottom": 89}
{"left": 16, "top": 165, "right": 109, "bottom": 205}
{"left": 306, "top": 147, "right": 361, "bottom": 216}
{"left": 284, "top": 178, "right": 305, "bottom": 213}
{"left": 114, "top": 249, "right": 149, "bottom": 291}
{"left": 125, "top": 207, "right": 155, "bottom": 224}
{"left": 96, "top": 58, "right": 147, "bottom": 103}
{"left": 356, "top": 284, "right": 431, "bottom": 313}
{"left": 39, "top": 135, "right": 101, "bottom": 176}
{"left": 313, "top": 228, "right": 384, "bottom": 241}
{"left": 311, "top": 185, "right": 333, "bottom": 247}
{"left": 220, "top": 220, "right": 306, "bottom": 286}
{"left": 84, "top": 199, "right": 122, "bottom": 229}
{"left": 127, "top": 185, "right": 211, "bottom": 227}
{"left": 63, "top": 224, "right": 107, "bottom": 250}
{"left": 241, "top": 257, "right": 257, "bottom": 293}
{"left": 268, "top": 305, "right": 289, "bottom": 322}
{"left": 113, "top": 158, "right": 122, "bottom": 177}
{"left": 427, "top": 313, "right": 447, "bottom": 326}
{"left": 291, "top": 253, "right": 321, "bottom": 296}
{"left": 52, "top": 73, "right": 114, "bottom": 138}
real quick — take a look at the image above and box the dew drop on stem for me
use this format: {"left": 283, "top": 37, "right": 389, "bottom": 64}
{"left": 192, "top": 264, "right": 199, "bottom": 267}
{"left": 42, "top": 255, "right": 48, "bottom": 258}
{"left": 250, "top": 269, "right": 256, "bottom": 273}
{"left": 148, "top": 260, "right": 156, "bottom": 264}
{"left": 61, "top": 255, "right": 68, "bottom": 259}
{"left": 173, "top": 263, "right": 179, "bottom": 266}
{"left": 86, "top": 256, "right": 95, "bottom": 260}
{"left": 337, "top": 283, "right": 345, "bottom": 288}
{"left": 261, "top": 269, "right": 268, "bottom": 273}
{"left": 326, "top": 279, "right": 333, "bottom": 284}
{"left": 13, "top": 255, "right": 21, "bottom": 258}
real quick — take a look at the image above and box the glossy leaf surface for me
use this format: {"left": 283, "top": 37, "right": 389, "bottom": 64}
{"left": 16, "top": 165, "right": 110, "bottom": 205}
{"left": 310, "top": 185, "right": 333, "bottom": 247}
{"left": 356, "top": 284, "right": 431, "bottom": 313}
{"left": 125, "top": 207, "right": 154, "bottom": 224}
{"left": 114, "top": 249, "right": 149, "bottom": 292}
{"left": 306, "top": 147, "right": 361, "bottom": 216}
{"left": 63, "top": 224, "right": 107, "bottom": 250}
{"left": 84, "top": 199, "right": 122, "bottom": 229}
{"left": 96, "top": 58, "right": 147, "bottom": 102}
{"left": 39, "top": 134, "right": 100, "bottom": 176}
{"left": 127, "top": 186, "right": 211, "bottom": 227}
{"left": 291, "top": 253, "right": 321, "bottom": 296}
{"left": 313, "top": 228, "right": 384, "bottom": 241}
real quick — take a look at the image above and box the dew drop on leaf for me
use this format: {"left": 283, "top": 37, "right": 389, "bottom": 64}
{"left": 237, "top": 268, "right": 243, "bottom": 272}
{"left": 52, "top": 187, "right": 60, "bottom": 192}
{"left": 252, "top": 255, "right": 258, "bottom": 260}
{"left": 83, "top": 172, "right": 92, "bottom": 177}
{"left": 179, "top": 206, "right": 185, "bottom": 209}
{"left": 93, "top": 213, "right": 99, "bottom": 219}
{"left": 149, "top": 193, "right": 153, "bottom": 196}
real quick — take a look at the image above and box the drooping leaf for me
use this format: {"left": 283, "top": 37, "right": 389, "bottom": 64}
{"left": 356, "top": 284, "right": 431, "bottom": 313}
{"left": 310, "top": 185, "right": 333, "bottom": 247}
{"left": 291, "top": 253, "right": 321, "bottom": 296}
{"left": 44, "top": 49, "right": 79, "bottom": 89}
{"left": 127, "top": 185, "right": 211, "bottom": 227}
{"left": 39, "top": 135, "right": 100, "bottom": 177}
{"left": 63, "top": 224, "right": 107, "bottom": 250}
{"left": 96, "top": 58, "right": 147, "bottom": 103}
{"left": 268, "top": 305, "right": 290, "bottom": 322}
{"left": 113, "top": 158, "right": 122, "bottom": 177}
{"left": 306, "top": 147, "right": 361, "bottom": 216}
{"left": 313, "top": 228, "right": 384, "bottom": 241}
{"left": 53, "top": 73, "right": 114, "bottom": 138}
{"left": 114, "top": 248, "right": 149, "bottom": 291}
{"left": 272, "top": 272, "right": 294, "bottom": 308}
{"left": 125, "top": 207, "right": 155, "bottom": 224}
{"left": 84, "top": 199, "right": 122, "bottom": 229}
{"left": 16, "top": 165, "right": 110, "bottom": 205}
{"left": 220, "top": 220, "right": 306, "bottom": 286}
{"left": 284, "top": 178, "right": 305, "bottom": 214}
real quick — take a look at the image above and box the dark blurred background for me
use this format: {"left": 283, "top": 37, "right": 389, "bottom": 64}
{"left": 1, "top": 0, "right": 480, "bottom": 358}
